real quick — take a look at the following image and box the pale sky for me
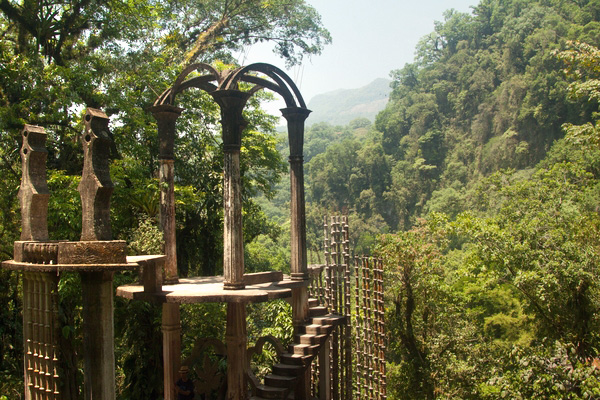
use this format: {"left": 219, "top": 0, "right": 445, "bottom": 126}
{"left": 236, "top": 0, "right": 477, "bottom": 109}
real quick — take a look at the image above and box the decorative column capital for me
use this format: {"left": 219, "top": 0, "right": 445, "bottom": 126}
{"left": 211, "top": 90, "right": 251, "bottom": 152}
{"left": 149, "top": 104, "right": 183, "bottom": 160}
{"left": 281, "top": 107, "right": 311, "bottom": 160}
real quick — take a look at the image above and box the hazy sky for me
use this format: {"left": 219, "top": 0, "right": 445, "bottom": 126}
{"left": 236, "top": 0, "right": 477, "bottom": 107}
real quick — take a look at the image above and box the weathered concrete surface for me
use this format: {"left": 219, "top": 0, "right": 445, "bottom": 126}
{"left": 81, "top": 271, "right": 116, "bottom": 400}
{"left": 18, "top": 125, "right": 50, "bottom": 242}
{"left": 162, "top": 303, "right": 181, "bottom": 400}
{"left": 211, "top": 90, "right": 251, "bottom": 290}
{"left": 116, "top": 275, "right": 307, "bottom": 304}
{"left": 149, "top": 104, "right": 183, "bottom": 284}
{"left": 79, "top": 108, "right": 114, "bottom": 242}
{"left": 57, "top": 240, "right": 127, "bottom": 265}
{"left": 226, "top": 302, "right": 247, "bottom": 399}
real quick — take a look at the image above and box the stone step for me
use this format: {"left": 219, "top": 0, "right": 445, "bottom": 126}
{"left": 308, "top": 298, "right": 320, "bottom": 308}
{"left": 272, "top": 363, "right": 304, "bottom": 377}
{"left": 308, "top": 306, "right": 328, "bottom": 317}
{"left": 295, "top": 333, "right": 327, "bottom": 345}
{"left": 264, "top": 373, "right": 297, "bottom": 388}
{"left": 289, "top": 343, "right": 319, "bottom": 356}
{"left": 310, "top": 313, "right": 346, "bottom": 326}
{"left": 280, "top": 352, "right": 309, "bottom": 366}
{"left": 302, "top": 323, "right": 333, "bottom": 335}
{"left": 256, "top": 384, "right": 288, "bottom": 399}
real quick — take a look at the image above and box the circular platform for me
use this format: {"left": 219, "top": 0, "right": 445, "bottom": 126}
{"left": 116, "top": 275, "right": 307, "bottom": 304}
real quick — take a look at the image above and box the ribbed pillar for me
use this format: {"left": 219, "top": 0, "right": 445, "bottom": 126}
{"left": 162, "top": 303, "right": 181, "bottom": 400}
{"left": 281, "top": 107, "right": 311, "bottom": 281}
{"left": 282, "top": 107, "right": 311, "bottom": 400}
{"left": 225, "top": 303, "right": 247, "bottom": 399}
{"left": 78, "top": 109, "right": 119, "bottom": 400}
{"left": 319, "top": 336, "right": 332, "bottom": 400}
{"left": 81, "top": 271, "right": 115, "bottom": 400}
{"left": 23, "top": 272, "right": 33, "bottom": 400}
{"left": 149, "top": 104, "right": 183, "bottom": 284}
{"left": 211, "top": 90, "right": 250, "bottom": 290}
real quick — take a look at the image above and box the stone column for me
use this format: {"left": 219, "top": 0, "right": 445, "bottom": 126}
{"left": 16, "top": 125, "right": 54, "bottom": 400}
{"left": 282, "top": 107, "right": 311, "bottom": 400}
{"left": 281, "top": 107, "right": 311, "bottom": 281}
{"left": 162, "top": 303, "right": 181, "bottom": 400}
{"left": 149, "top": 104, "right": 183, "bottom": 284}
{"left": 76, "top": 108, "right": 122, "bottom": 400}
{"left": 319, "top": 337, "right": 332, "bottom": 400}
{"left": 211, "top": 90, "right": 251, "bottom": 290}
{"left": 150, "top": 103, "right": 184, "bottom": 400}
{"left": 225, "top": 303, "right": 247, "bottom": 400}
{"left": 81, "top": 271, "right": 115, "bottom": 399}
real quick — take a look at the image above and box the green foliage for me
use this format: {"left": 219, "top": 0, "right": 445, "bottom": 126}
{"left": 129, "top": 218, "right": 164, "bottom": 256}
{"left": 370, "top": 0, "right": 600, "bottom": 230}
{"left": 484, "top": 342, "right": 600, "bottom": 400}
{"left": 0, "top": 270, "right": 22, "bottom": 399}
{"left": 114, "top": 295, "right": 163, "bottom": 400}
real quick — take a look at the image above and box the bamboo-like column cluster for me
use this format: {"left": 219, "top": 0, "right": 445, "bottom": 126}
{"left": 312, "top": 216, "right": 353, "bottom": 399}
{"left": 354, "top": 257, "right": 386, "bottom": 399}
{"left": 308, "top": 264, "right": 326, "bottom": 305}
{"left": 23, "top": 272, "right": 60, "bottom": 400}
{"left": 309, "top": 215, "right": 386, "bottom": 400}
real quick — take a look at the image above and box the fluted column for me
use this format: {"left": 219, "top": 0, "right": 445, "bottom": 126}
{"left": 149, "top": 104, "right": 183, "bottom": 284}
{"left": 211, "top": 90, "right": 251, "bottom": 290}
{"left": 225, "top": 303, "right": 247, "bottom": 400}
{"left": 162, "top": 303, "right": 181, "bottom": 400}
{"left": 282, "top": 107, "right": 311, "bottom": 400}
{"left": 281, "top": 107, "right": 311, "bottom": 281}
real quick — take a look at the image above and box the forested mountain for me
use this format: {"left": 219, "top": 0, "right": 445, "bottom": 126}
{"left": 289, "top": 1, "right": 600, "bottom": 398}
{"left": 2, "top": 0, "right": 600, "bottom": 397}
{"left": 304, "top": 0, "right": 600, "bottom": 232}
{"left": 306, "top": 78, "right": 391, "bottom": 126}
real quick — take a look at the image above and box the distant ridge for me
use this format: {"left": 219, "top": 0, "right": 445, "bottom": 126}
{"left": 306, "top": 78, "right": 392, "bottom": 126}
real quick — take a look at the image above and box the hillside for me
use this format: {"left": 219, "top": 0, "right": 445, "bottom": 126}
{"left": 306, "top": 78, "right": 391, "bottom": 126}
{"left": 296, "top": 2, "right": 600, "bottom": 398}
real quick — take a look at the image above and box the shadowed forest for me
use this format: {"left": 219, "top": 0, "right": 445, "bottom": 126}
{"left": 2, "top": 0, "right": 600, "bottom": 398}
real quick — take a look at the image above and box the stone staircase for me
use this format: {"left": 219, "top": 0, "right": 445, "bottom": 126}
{"left": 249, "top": 298, "right": 346, "bottom": 399}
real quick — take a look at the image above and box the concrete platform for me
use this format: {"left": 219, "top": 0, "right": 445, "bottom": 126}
{"left": 116, "top": 273, "right": 308, "bottom": 304}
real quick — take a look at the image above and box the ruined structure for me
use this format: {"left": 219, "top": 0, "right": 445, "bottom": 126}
{"left": 2, "top": 63, "right": 385, "bottom": 400}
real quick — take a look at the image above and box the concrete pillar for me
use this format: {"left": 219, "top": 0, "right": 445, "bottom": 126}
{"left": 319, "top": 337, "right": 332, "bottom": 400}
{"left": 81, "top": 271, "right": 115, "bottom": 400}
{"left": 149, "top": 104, "right": 183, "bottom": 284}
{"left": 211, "top": 90, "right": 251, "bottom": 290}
{"left": 281, "top": 107, "right": 311, "bottom": 281}
{"left": 76, "top": 109, "right": 122, "bottom": 400}
{"left": 162, "top": 303, "right": 181, "bottom": 400}
{"left": 225, "top": 303, "right": 247, "bottom": 400}
{"left": 282, "top": 107, "right": 311, "bottom": 399}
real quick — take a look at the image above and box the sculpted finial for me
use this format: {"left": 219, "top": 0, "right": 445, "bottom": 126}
{"left": 79, "top": 108, "right": 114, "bottom": 241}
{"left": 18, "top": 125, "right": 49, "bottom": 241}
